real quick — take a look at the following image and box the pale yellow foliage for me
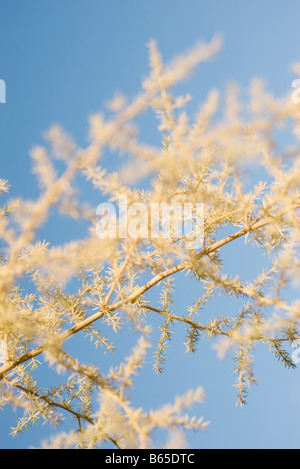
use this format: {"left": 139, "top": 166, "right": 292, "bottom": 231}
{"left": 1, "top": 35, "right": 300, "bottom": 448}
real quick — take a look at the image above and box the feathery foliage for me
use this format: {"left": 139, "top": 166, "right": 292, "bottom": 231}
{"left": 1, "top": 35, "right": 300, "bottom": 448}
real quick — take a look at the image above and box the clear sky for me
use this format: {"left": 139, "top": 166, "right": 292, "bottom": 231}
{"left": 1, "top": 0, "right": 300, "bottom": 449}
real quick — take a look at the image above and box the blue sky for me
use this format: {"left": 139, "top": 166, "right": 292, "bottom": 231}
{"left": 1, "top": 0, "right": 300, "bottom": 449}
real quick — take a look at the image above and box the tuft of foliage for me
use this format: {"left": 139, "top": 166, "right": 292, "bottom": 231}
{"left": 1, "top": 36, "right": 300, "bottom": 448}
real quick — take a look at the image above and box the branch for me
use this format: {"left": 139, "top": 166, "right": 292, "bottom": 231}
{"left": 7, "top": 380, "right": 94, "bottom": 425}
{"left": 144, "top": 305, "right": 300, "bottom": 344}
{"left": 0, "top": 199, "right": 299, "bottom": 379}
